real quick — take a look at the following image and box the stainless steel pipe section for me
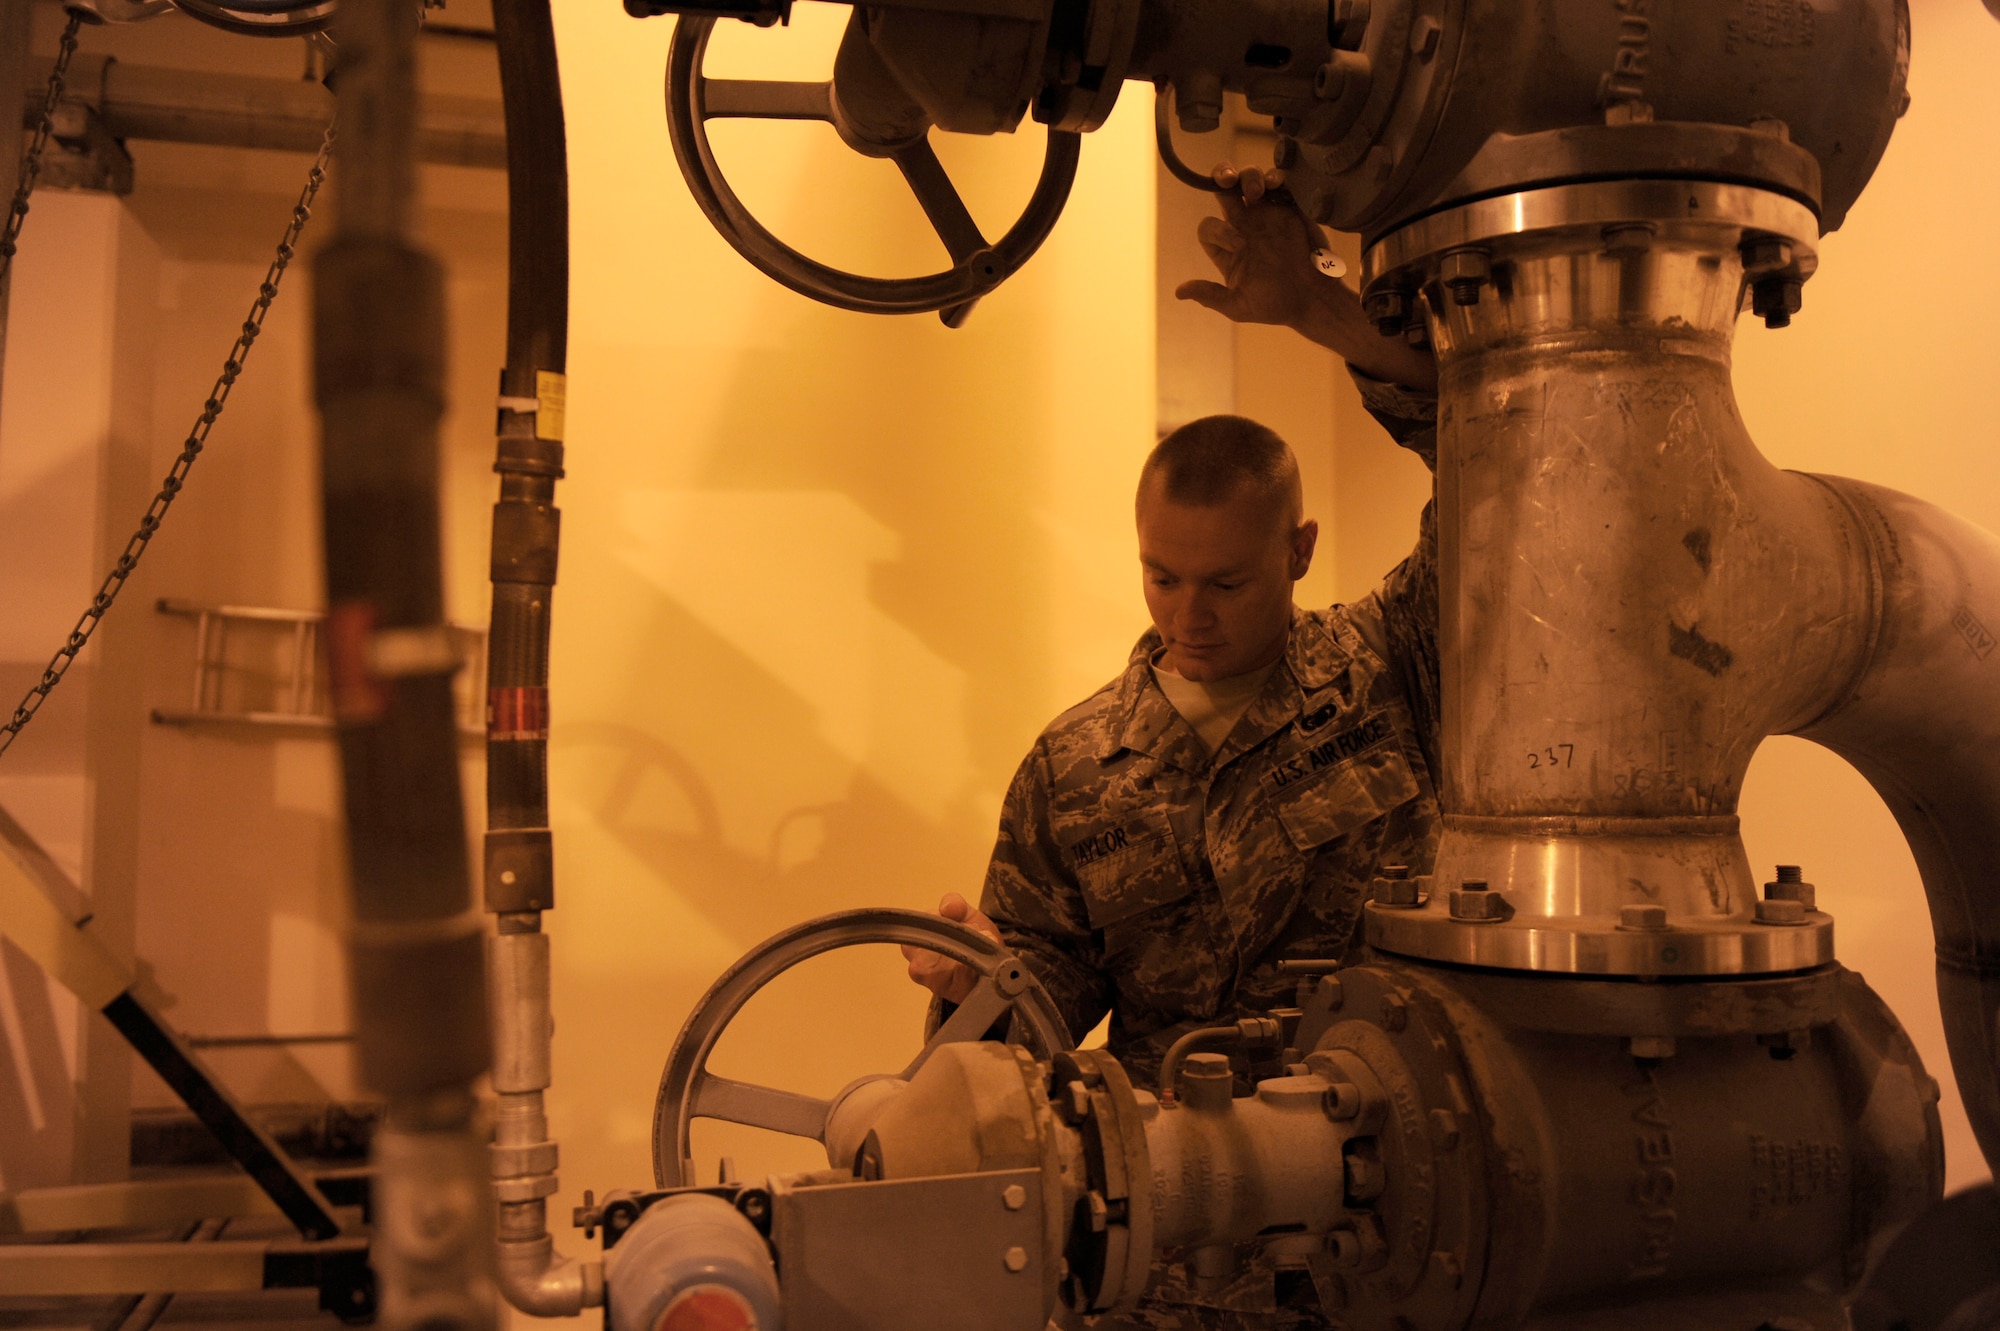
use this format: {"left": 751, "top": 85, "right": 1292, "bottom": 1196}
{"left": 1361, "top": 181, "right": 1859, "bottom": 976}
{"left": 1796, "top": 478, "right": 2000, "bottom": 1174}
{"left": 1357, "top": 176, "right": 2000, "bottom": 1173}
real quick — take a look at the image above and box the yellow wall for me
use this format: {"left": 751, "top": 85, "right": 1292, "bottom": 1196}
{"left": 542, "top": 1, "right": 1158, "bottom": 1229}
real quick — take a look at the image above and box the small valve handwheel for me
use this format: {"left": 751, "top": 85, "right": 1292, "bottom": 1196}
{"left": 653, "top": 906, "right": 1071, "bottom": 1187}
{"left": 666, "top": 17, "right": 1083, "bottom": 326}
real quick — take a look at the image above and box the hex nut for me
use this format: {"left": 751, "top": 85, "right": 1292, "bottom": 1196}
{"left": 1741, "top": 236, "right": 1794, "bottom": 271}
{"left": 1372, "top": 871, "right": 1420, "bottom": 907}
{"left": 1410, "top": 14, "right": 1442, "bottom": 58}
{"left": 1438, "top": 248, "right": 1491, "bottom": 306}
{"left": 1449, "top": 881, "right": 1509, "bottom": 922}
{"left": 1618, "top": 903, "right": 1668, "bottom": 931}
{"left": 1364, "top": 289, "right": 1409, "bottom": 334}
{"left": 1378, "top": 993, "right": 1408, "bottom": 1032}
{"left": 1755, "top": 898, "right": 1807, "bottom": 926}
{"left": 1764, "top": 864, "right": 1817, "bottom": 910}
{"left": 1428, "top": 1107, "right": 1460, "bottom": 1151}
{"left": 1002, "top": 1184, "right": 1027, "bottom": 1211}
{"left": 1004, "top": 1246, "right": 1029, "bottom": 1273}
{"left": 1346, "top": 1155, "right": 1386, "bottom": 1201}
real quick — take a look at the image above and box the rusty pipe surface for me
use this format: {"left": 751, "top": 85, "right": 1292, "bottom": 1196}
{"left": 315, "top": 0, "right": 493, "bottom": 1324}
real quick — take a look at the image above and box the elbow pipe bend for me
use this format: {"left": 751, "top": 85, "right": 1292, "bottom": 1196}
{"left": 497, "top": 1233, "right": 605, "bottom": 1316}
{"left": 1794, "top": 473, "right": 2000, "bottom": 1175}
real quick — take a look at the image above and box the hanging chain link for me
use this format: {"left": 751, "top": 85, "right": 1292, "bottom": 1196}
{"left": 0, "top": 122, "right": 338, "bottom": 759}
{"left": 0, "top": 9, "right": 86, "bottom": 289}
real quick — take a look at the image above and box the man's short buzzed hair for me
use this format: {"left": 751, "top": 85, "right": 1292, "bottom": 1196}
{"left": 1140, "top": 414, "right": 1303, "bottom": 526}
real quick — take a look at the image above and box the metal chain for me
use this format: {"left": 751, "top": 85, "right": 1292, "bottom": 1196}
{"left": 0, "top": 9, "right": 86, "bottom": 289}
{"left": 0, "top": 122, "right": 337, "bottom": 759}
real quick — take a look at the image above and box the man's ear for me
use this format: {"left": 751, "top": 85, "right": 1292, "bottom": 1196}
{"left": 1290, "top": 518, "right": 1319, "bottom": 580}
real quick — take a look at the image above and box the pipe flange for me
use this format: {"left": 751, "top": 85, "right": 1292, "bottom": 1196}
{"left": 1368, "top": 900, "right": 1835, "bottom": 977}
{"left": 1360, "top": 178, "right": 1820, "bottom": 346}
{"left": 1053, "top": 1048, "right": 1154, "bottom": 1314}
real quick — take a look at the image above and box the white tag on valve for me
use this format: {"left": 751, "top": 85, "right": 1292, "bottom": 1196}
{"left": 1311, "top": 248, "right": 1348, "bottom": 279}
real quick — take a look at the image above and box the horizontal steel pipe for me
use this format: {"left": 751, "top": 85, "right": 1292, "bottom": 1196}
{"left": 23, "top": 55, "right": 504, "bottom": 167}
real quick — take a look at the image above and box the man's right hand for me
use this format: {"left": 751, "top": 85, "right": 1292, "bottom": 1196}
{"left": 901, "top": 892, "right": 1002, "bottom": 1006}
{"left": 1175, "top": 164, "right": 1438, "bottom": 393}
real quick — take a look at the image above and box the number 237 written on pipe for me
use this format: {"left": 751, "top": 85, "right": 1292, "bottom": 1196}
{"left": 1528, "top": 744, "right": 1575, "bottom": 770}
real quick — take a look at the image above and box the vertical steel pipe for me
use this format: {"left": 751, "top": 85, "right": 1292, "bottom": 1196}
{"left": 481, "top": 0, "right": 600, "bottom": 1313}
{"left": 314, "top": 0, "right": 492, "bottom": 1324}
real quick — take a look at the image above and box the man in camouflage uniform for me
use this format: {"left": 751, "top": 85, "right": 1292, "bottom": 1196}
{"left": 905, "top": 168, "right": 1441, "bottom": 1330}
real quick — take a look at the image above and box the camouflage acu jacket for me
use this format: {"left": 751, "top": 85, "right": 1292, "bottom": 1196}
{"left": 981, "top": 376, "right": 1442, "bottom": 1092}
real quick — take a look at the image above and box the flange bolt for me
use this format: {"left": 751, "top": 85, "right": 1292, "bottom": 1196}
{"left": 1755, "top": 897, "right": 1807, "bottom": 926}
{"left": 1449, "top": 879, "right": 1509, "bottom": 922}
{"left": 1364, "top": 289, "right": 1409, "bottom": 335}
{"left": 1763, "top": 864, "right": 1817, "bottom": 911}
{"left": 1371, "top": 864, "right": 1419, "bottom": 908}
{"left": 1752, "top": 276, "right": 1804, "bottom": 329}
{"left": 1438, "top": 248, "right": 1491, "bottom": 306}
{"left": 1618, "top": 903, "right": 1668, "bottom": 931}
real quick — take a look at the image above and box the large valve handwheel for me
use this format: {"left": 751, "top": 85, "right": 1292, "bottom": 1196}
{"left": 666, "top": 17, "right": 1082, "bottom": 326}
{"left": 653, "top": 907, "right": 1071, "bottom": 1187}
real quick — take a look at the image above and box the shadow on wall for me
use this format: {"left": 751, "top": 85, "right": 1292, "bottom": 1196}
{"left": 545, "top": 52, "right": 1156, "bottom": 1209}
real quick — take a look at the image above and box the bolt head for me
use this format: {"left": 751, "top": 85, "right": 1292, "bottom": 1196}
{"left": 1742, "top": 237, "right": 1794, "bottom": 272}
{"left": 1619, "top": 903, "right": 1668, "bottom": 931}
{"left": 1004, "top": 1245, "right": 1029, "bottom": 1273}
{"left": 1378, "top": 993, "right": 1408, "bottom": 1031}
{"left": 1002, "top": 1184, "right": 1027, "bottom": 1211}
{"left": 1410, "top": 14, "right": 1441, "bottom": 58}
{"left": 1437, "top": 249, "right": 1490, "bottom": 287}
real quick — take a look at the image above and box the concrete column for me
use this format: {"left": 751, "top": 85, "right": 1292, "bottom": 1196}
{"left": 0, "top": 188, "right": 160, "bottom": 1188}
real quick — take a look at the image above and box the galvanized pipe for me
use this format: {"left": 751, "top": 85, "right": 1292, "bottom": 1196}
{"left": 314, "top": 0, "right": 492, "bottom": 1323}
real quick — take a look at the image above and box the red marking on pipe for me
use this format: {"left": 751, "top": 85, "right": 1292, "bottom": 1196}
{"left": 655, "top": 1286, "right": 757, "bottom": 1331}
{"left": 324, "top": 601, "right": 389, "bottom": 723}
{"left": 487, "top": 686, "right": 550, "bottom": 741}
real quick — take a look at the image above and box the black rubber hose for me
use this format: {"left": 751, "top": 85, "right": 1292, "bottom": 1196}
{"left": 484, "top": 0, "right": 568, "bottom": 923}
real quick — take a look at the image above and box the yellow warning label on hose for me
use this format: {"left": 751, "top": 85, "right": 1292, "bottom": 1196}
{"left": 535, "top": 371, "right": 566, "bottom": 442}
